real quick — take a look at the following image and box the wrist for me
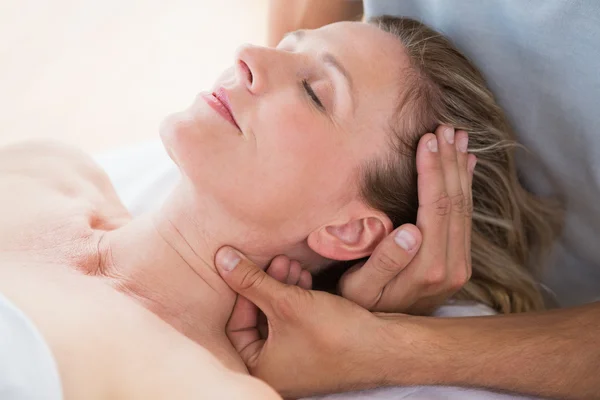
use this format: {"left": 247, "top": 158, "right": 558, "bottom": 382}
{"left": 378, "top": 315, "right": 454, "bottom": 387}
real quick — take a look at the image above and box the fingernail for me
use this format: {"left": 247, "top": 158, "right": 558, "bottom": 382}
{"left": 394, "top": 229, "right": 417, "bottom": 251}
{"left": 427, "top": 138, "right": 438, "bottom": 152}
{"left": 457, "top": 135, "right": 469, "bottom": 153}
{"left": 443, "top": 127, "right": 455, "bottom": 144}
{"left": 216, "top": 247, "right": 241, "bottom": 271}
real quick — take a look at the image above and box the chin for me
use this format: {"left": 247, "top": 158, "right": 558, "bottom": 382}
{"left": 159, "top": 111, "right": 199, "bottom": 166}
{"left": 159, "top": 115, "right": 179, "bottom": 165}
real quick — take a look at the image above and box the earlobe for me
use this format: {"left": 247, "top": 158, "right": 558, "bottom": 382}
{"left": 307, "top": 216, "right": 391, "bottom": 261}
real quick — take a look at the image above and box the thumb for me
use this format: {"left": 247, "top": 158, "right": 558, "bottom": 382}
{"left": 215, "top": 246, "right": 286, "bottom": 315}
{"left": 339, "top": 224, "right": 422, "bottom": 309}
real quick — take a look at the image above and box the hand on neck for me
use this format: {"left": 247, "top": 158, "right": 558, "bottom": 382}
{"left": 97, "top": 181, "right": 323, "bottom": 342}
{"left": 96, "top": 183, "right": 266, "bottom": 340}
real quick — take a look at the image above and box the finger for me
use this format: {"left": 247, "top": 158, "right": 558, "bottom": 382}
{"left": 438, "top": 125, "right": 465, "bottom": 265}
{"left": 298, "top": 270, "right": 312, "bottom": 290}
{"left": 338, "top": 224, "right": 421, "bottom": 309}
{"left": 226, "top": 293, "right": 266, "bottom": 368}
{"left": 227, "top": 295, "right": 262, "bottom": 354}
{"left": 287, "top": 261, "right": 302, "bottom": 285}
{"left": 267, "top": 255, "right": 291, "bottom": 283}
{"left": 262, "top": 259, "right": 294, "bottom": 339}
{"left": 455, "top": 131, "right": 470, "bottom": 212}
{"left": 437, "top": 125, "right": 462, "bottom": 202}
{"left": 411, "top": 131, "right": 449, "bottom": 285}
{"left": 455, "top": 130, "right": 472, "bottom": 284}
{"left": 466, "top": 154, "right": 477, "bottom": 274}
{"left": 228, "top": 295, "right": 259, "bottom": 332}
{"left": 215, "top": 246, "right": 286, "bottom": 315}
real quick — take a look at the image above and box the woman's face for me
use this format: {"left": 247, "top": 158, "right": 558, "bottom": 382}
{"left": 161, "top": 21, "right": 408, "bottom": 243}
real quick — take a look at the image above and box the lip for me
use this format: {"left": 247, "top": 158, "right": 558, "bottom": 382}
{"left": 201, "top": 88, "right": 241, "bottom": 132}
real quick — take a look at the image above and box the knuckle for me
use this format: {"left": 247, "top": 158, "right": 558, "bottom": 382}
{"left": 238, "top": 266, "right": 267, "bottom": 292}
{"left": 434, "top": 192, "right": 452, "bottom": 216}
{"left": 273, "top": 296, "right": 295, "bottom": 321}
{"left": 339, "top": 279, "right": 362, "bottom": 302}
{"left": 339, "top": 270, "right": 380, "bottom": 309}
{"left": 423, "top": 266, "right": 446, "bottom": 286}
{"left": 450, "top": 193, "right": 466, "bottom": 213}
{"left": 340, "top": 282, "right": 377, "bottom": 310}
{"left": 449, "top": 269, "right": 469, "bottom": 291}
{"left": 464, "top": 198, "right": 474, "bottom": 217}
{"left": 272, "top": 286, "right": 306, "bottom": 322}
{"left": 374, "top": 252, "right": 402, "bottom": 275}
{"left": 355, "top": 294, "right": 378, "bottom": 310}
{"left": 441, "top": 151, "right": 456, "bottom": 163}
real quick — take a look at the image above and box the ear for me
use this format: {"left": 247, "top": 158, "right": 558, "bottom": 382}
{"left": 307, "top": 214, "right": 393, "bottom": 261}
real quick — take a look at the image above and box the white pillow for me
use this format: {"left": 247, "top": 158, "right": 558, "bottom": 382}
{"left": 94, "top": 140, "right": 179, "bottom": 216}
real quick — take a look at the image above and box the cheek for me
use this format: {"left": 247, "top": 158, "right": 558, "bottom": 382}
{"left": 267, "top": 106, "right": 336, "bottom": 162}
{"left": 262, "top": 112, "right": 331, "bottom": 177}
{"left": 250, "top": 110, "right": 355, "bottom": 214}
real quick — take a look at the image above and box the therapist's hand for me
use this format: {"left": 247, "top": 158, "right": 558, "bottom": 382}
{"left": 339, "top": 126, "right": 477, "bottom": 315}
{"left": 215, "top": 248, "right": 397, "bottom": 398}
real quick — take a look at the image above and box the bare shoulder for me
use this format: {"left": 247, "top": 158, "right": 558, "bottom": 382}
{"left": 0, "top": 140, "right": 113, "bottom": 194}
{"left": 0, "top": 140, "right": 101, "bottom": 173}
{"left": 0, "top": 140, "right": 129, "bottom": 232}
{"left": 0, "top": 261, "right": 280, "bottom": 400}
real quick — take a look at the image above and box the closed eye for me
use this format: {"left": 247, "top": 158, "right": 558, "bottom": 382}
{"left": 302, "top": 79, "right": 324, "bottom": 110}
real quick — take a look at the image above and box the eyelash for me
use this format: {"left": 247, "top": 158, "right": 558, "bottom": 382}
{"left": 302, "top": 79, "right": 324, "bottom": 110}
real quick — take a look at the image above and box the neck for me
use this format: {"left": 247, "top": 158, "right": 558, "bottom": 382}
{"left": 99, "top": 184, "right": 238, "bottom": 344}
{"left": 97, "top": 181, "right": 323, "bottom": 341}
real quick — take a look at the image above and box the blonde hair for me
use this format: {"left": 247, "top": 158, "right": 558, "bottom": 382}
{"left": 361, "top": 16, "right": 563, "bottom": 313}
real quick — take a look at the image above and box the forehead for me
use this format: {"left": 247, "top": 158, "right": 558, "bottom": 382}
{"left": 315, "top": 22, "right": 411, "bottom": 129}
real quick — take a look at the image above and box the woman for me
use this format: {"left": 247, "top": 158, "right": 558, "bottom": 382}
{"left": 0, "top": 16, "right": 559, "bottom": 399}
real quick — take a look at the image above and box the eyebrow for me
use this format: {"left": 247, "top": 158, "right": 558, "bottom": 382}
{"left": 321, "top": 52, "right": 354, "bottom": 94}
{"left": 286, "top": 30, "right": 355, "bottom": 111}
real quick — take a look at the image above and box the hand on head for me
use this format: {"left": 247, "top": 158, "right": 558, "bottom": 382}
{"left": 214, "top": 125, "right": 476, "bottom": 396}
{"left": 339, "top": 125, "right": 476, "bottom": 314}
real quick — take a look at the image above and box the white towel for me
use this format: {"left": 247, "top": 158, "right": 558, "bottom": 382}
{"left": 0, "top": 292, "right": 62, "bottom": 400}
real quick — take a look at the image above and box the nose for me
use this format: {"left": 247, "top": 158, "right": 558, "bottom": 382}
{"left": 234, "top": 44, "right": 281, "bottom": 95}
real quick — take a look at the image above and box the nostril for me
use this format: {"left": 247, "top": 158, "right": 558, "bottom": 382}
{"left": 239, "top": 60, "right": 253, "bottom": 85}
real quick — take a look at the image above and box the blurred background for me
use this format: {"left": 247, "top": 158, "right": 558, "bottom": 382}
{"left": 0, "top": 0, "right": 268, "bottom": 153}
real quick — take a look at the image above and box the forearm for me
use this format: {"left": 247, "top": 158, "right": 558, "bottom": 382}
{"left": 387, "top": 303, "right": 600, "bottom": 399}
{"left": 266, "top": 0, "right": 363, "bottom": 47}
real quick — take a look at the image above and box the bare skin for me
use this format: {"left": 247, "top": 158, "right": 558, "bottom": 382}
{"left": 0, "top": 141, "right": 280, "bottom": 400}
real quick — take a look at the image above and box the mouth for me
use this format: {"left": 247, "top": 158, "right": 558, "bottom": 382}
{"left": 201, "top": 87, "right": 242, "bottom": 133}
